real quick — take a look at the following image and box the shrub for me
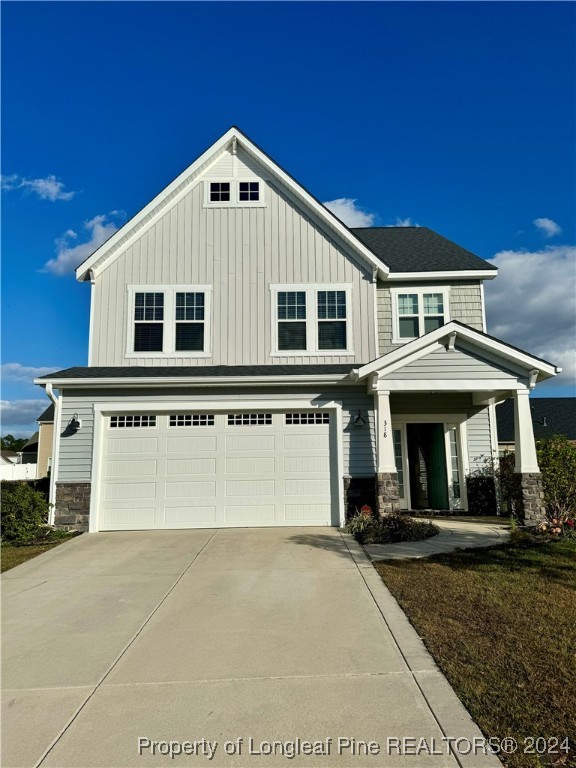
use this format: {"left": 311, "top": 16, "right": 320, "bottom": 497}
{"left": 537, "top": 435, "right": 576, "bottom": 523}
{"left": 1, "top": 481, "right": 50, "bottom": 545}
{"left": 344, "top": 511, "right": 439, "bottom": 545}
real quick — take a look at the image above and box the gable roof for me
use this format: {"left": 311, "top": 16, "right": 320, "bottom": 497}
{"left": 21, "top": 432, "right": 39, "bottom": 452}
{"left": 351, "top": 227, "right": 497, "bottom": 275}
{"left": 37, "top": 403, "right": 55, "bottom": 423}
{"left": 75, "top": 126, "right": 387, "bottom": 282}
{"left": 354, "top": 321, "right": 559, "bottom": 383}
{"left": 496, "top": 397, "right": 576, "bottom": 442}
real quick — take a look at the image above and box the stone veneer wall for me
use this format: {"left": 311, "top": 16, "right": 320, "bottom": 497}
{"left": 54, "top": 482, "right": 91, "bottom": 532}
{"left": 343, "top": 477, "right": 377, "bottom": 519}
{"left": 515, "top": 473, "right": 546, "bottom": 526}
{"left": 376, "top": 472, "right": 400, "bottom": 517}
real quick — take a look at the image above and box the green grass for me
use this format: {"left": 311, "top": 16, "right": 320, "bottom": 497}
{"left": 374, "top": 532, "right": 576, "bottom": 768}
{"left": 1, "top": 532, "right": 78, "bottom": 573}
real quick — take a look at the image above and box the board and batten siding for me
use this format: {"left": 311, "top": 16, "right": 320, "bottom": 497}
{"left": 56, "top": 387, "right": 376, "bottom": 482}
{"left": 90, "top": 149, "right": 376, "bottom": 367}
{"left": 377, "top": 281, "right": 484, "bottom": 356}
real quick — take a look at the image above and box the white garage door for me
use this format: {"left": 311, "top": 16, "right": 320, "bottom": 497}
{"left": 98, "top": 410, "right": 335, "bottom": 530}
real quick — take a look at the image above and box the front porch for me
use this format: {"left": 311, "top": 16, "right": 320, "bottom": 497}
{"left": 352, "top": 322, "right": 560, "bottom": 525}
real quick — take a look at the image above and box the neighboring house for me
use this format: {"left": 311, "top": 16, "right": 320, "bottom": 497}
{"left": 35, "top": 127, "right": 560, "bottom": 533}
{"left": 36, "top": 403, "right": 55, "bottom": 478}
{"left": 496, "top": 397, "right": 576, "bottom": 453}
{"left": 0, "top": 450, "right": 19, "bottom": 465}
{"left": 19, "top": 433, "right": 39, "bottom": 465}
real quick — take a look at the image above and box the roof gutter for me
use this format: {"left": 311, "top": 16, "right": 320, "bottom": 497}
{"left": 34, "top": 373, "right": 356, "bottom": 388}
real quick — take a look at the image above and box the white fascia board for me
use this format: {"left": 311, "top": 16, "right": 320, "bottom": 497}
{"left": 77, "top": 127, "right": 388, "bottom": 282}
{"left": 384, "top": 270, "right": 498, "bottom": 281}
{"left": 356, "top": 321, "right": 559, "bottom": 381}
{"left": 377, "top": 380, "right": 528, "bottom": 392}
{"left": 34, "top": 374, "right": 354, "bottom": 388}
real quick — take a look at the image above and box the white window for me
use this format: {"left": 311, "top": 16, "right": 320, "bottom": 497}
{"left": 204, "top": 180, "right": 265, "bottom": 207}
{"left": 227, "top": 413, "right": 272, "bottom": 426}
{"left": 169, "top": 414, "right": 215, "bottom": 427}
{"left": 110, "top": 415, "right": 157, "bottom": 428}
{"left": 285, "top": 412, "right": 330, "bottom": 425}
{"left": 390, "top": 287, "right": 450, "bottom": 343}
{"left": 271, "top": 284, "right": 354, "bottom": 356}
{"left": 127, "top": 286, "right": 211, "bottom": 357}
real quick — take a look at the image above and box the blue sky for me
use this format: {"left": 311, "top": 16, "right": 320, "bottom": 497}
{"left": 2, "top": 1, "right": 575, "bottom": 435}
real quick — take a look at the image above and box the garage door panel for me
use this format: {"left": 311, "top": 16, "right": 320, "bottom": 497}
{"left": 106, "top": 459, "right": 157, "bottom": 478}
{"left": 165, "top": 481, "right": 217, "bottom": 498}
{"left": 284, "top": 504, "right": 331, "bottom": 521}
{"left": 224, "top": 457, "right": 276, "bottom": 474}
{"left": 165, "top": 507, "right": 217, "bottom": 524}
{"left": 284, "top": 479, "right": 331, "bottom": 496}
{"left": 105, "top": 482, "right": 157, "bottom": 500}
{"left": 225, "top": 434, "right": 276, "bottom": 452}
{"left": 224, "top": 505, "right": 277, "bottom": 523}
{"left": 166, "top": 458, "right": 216, "bottom": 475}
{"left": 107, "top": 437, "right": 159, "bottom": 454}
{"left": 99, "top": 410, "right": 336, "bottom": 530}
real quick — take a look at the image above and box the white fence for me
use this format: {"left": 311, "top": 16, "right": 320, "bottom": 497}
{"left": 0, "top": 463, "right": 38, "bottom": 481}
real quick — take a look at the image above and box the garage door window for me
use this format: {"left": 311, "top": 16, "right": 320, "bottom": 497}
{"left": 110, "top": 415, "right": 157, "bottom": 428}
{"left": 169, "top": 414, "right": 215, "bottom": 427}
{"left": 285, "top": 412, "right": 329, "bottom": 425}
{"left": 227, "top": 413, "right": 272, "bottom": 426}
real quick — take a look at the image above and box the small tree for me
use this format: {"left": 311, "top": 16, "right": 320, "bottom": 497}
{"left": 537, "top": 435, "right": 576, "bottom": 522}
{"left": 1, "top": 482, "right": 49, "bottom": 545}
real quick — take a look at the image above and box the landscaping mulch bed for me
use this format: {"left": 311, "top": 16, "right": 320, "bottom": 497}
{"left": 375, "top": 532, "right": 576, "bottom": 768}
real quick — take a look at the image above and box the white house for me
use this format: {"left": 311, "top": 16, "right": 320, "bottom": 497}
{"left": 35, "top": 127, "right": 559, "bottom": 532}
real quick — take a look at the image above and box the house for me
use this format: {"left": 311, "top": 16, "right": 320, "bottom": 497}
{"left": 0, "top": 450, "right": 19, "bottom": 465}
{"left": 496, "top": 397, "right": 576, "bottom": 453}
{"left": 36, "top": 403, "right": 55, "bottom": 478}
{"left": 35, "top": 127, "right": 560, "bottom": 533}
{"left": 19, "top": 433, "right": 39, "bottom": 465}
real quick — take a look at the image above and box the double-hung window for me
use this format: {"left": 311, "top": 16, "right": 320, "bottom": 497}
{"left": 272, "top": 285, "right": 353, "bottom": 355}
{"left": 128, "top": 286, "right": 211, "bottom": 356}
{"left": 391, "top": 288, "right": 449, "bottom": 343}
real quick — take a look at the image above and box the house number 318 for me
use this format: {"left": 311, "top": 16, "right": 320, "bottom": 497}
{"left": 383, "top": 419, "right": 388, "bottom": 438}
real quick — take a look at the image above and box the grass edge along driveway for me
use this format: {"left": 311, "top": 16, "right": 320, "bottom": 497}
{"left": 374, "top": 533, "right": 576, "bottom": 768}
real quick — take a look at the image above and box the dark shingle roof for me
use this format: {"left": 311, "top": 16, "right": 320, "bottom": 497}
{"left": 21, "top": 432, "right": 39, "bottom": 452}
{"left": 38, "top": 365, "right": 357, "bottom": 380}
{"left": 350, "top": 227, "right": 497, "bottom": 273}
{"left": 37, "top": 403, "right": 55, "bottom": 422}
{"left": 496, "top": 398, "right": 576, "bottom": 442}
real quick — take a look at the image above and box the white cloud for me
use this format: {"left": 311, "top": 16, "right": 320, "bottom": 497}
{"left": 42, "top": 212, "right": 123, "bottom": 275}
{"left": 1, "top": 363, "right": 57, "bottom": 384}
{"left": 1, "top": 173, "right": 76, "bottom": 201}
{"left": 323, "top": 198, "right": 376, "bottom": 227}
{"left": 392, "top": 217, "right": 418, "bottom": 227}
{"left": 0, "top": 400, "right": 49, "bottom": 431}
{"left": 533, "top": 217, "right": 562, "bottom": 238}
{"left": 485, "top": 245, "right": 576, "bottom": 388}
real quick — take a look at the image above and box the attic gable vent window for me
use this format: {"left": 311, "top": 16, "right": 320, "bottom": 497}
{"left": 210, "top": 182, "right": 230, "bottom": 202}
{"left": 239, "top": 181, "right": 259, "bottom": 201}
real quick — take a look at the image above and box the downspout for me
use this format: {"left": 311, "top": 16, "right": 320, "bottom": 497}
{"left": 45, "top": 383, "right": 61, "bottom": 524}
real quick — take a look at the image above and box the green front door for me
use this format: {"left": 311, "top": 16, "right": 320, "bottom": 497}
{"left": 427, "top": 424, "right": 449, "bottom": 510}
{"left": 407, "top": 423, "right": 449, "bottom": 510}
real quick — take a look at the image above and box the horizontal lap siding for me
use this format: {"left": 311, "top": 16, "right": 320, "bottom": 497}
{"left": 466, "top": 409, "right": 493, "bottom": 471}
{"left": 91, "top": 148, "right": 376, "bottom": 367}
{"left": 56, "top": 387, "right": 375, "bottom": 482}
{"left": 384, "top": 346, "right": 521, "bottom": 381}
{"left": 377, "top": 281, "right": 484, "bottom": 356}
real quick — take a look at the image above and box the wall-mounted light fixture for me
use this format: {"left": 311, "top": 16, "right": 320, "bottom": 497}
{"left": 70, "top": 413, "right": 82, "bottom": 431}
{"left": 353, "top": 409, "right": 366, "bottom": 427}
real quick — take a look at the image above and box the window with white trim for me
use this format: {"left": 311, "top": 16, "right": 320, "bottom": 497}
{"left": 271, "top": 284, "right": 353, "bottom": 355}
{"left": 285, "top": 412, "right": 329, "bottom": 425}
{"left": 127, "top": 286, "right": 211, "bottom": 357}
{"left": 169, "top": 414, "right": 215, "bottom": 427}
{"left": 110, "top": 415, "right": 157, "bottom": 428}
{"left": 391, "top": 287, "right": 449, "bottom": 343}
{"left": 227, "top": 413, "right": 272, "bottom": 426}
{"left": 205, "top": 180, "right": 264, "bottom": 207}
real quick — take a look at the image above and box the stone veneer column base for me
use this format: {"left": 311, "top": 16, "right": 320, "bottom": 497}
{"left": 54, "top": 482, "right": 91, "bottom": 532}
{"left": 515, "top": 473, "right": 546, "bottom": 526}
{"left": 375, "top": 472, "right": 400, "bottom": 517}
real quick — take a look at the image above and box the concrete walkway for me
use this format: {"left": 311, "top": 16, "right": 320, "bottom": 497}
{"left": 364, "top": 519, "right": 511, "bottom": 562}
{"left": 2, "top": 528, "right": 501, "bottom": 768}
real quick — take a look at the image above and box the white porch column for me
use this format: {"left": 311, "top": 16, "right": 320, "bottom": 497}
{"left": 514, "top": 390, "right": 540, "bottom": 472}
{"left": 375, "top": 389, "right": 397, "bottom": 473}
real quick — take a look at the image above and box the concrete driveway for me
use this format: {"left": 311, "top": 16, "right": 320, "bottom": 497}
{"left": 2, "top": 529, "right": 499, "bottom": 767}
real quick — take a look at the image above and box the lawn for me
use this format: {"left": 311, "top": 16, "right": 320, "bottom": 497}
{"left": 1, "top": 533, "right": 78, "bottom": 572}
{"left": 374, "top": 533, "right": 576, "bottom": 768}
